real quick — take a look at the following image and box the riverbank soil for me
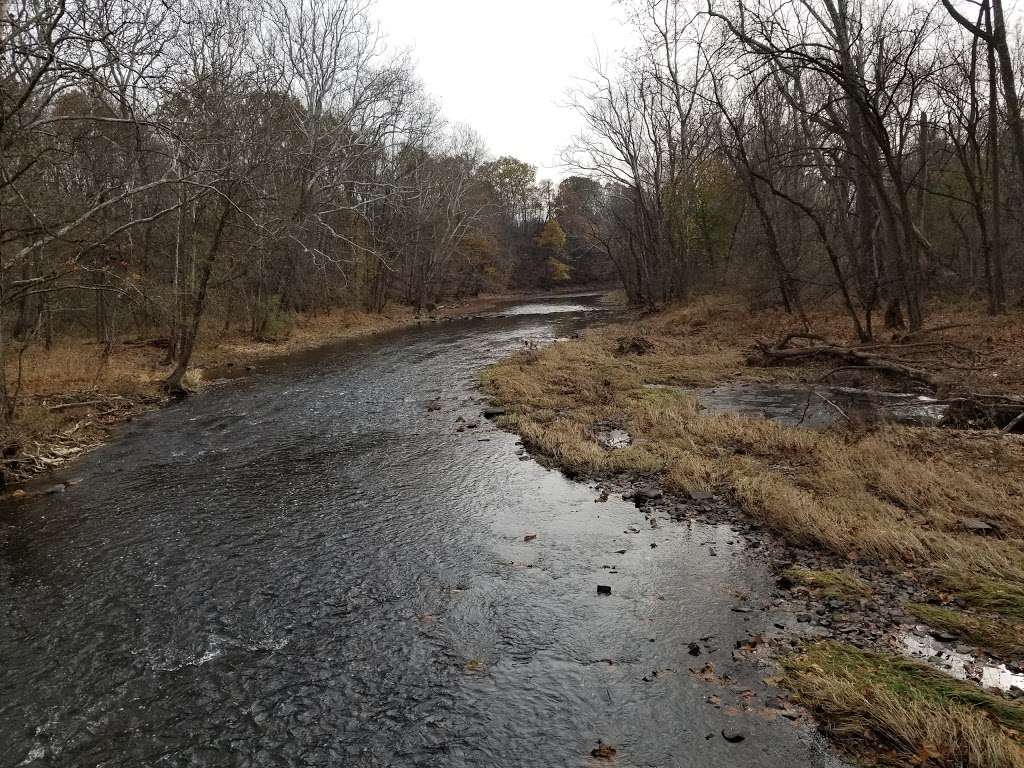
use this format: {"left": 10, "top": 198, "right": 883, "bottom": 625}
{"left": 1, "top": 295, "right": 513, "bottom": 485}
{"left": 483, "top": 297, "right": 1024, "bottom": 767}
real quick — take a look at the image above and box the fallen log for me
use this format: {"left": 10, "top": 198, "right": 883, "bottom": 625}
{"left": 750, "top": 339, "right": 938, "bottom": 389}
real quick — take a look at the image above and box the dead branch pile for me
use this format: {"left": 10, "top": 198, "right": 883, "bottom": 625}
{"left": 1, "top": 422, "right": 93, "bottom": 482}
{"left": 748, "top": 331, "right": 1024, "bottom": 433}
{"left": 1, "top": 391, "right": 164, "bottom": 484}
{"left": 615, "top": 335, "right": 655, "bottom": 356}
{"left": 748, "top": 332, "right": 941, "bottom": 389}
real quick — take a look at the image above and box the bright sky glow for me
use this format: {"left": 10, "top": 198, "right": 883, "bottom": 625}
{"left": 374, "top": 0, "right": 627, "bottom": 181}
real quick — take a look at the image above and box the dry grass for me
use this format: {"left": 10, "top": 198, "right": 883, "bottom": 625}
{"left": 483, "top": 298, "right": 1024, "bottom": 620}
{"left": 782, "top": 641, "right": 1024, "bottom": 767}
{"left": 192, "top": 305, "right": 417, "bottom": 366}
{"left": 11, "top": 341, "right": 165, "bottom": 399}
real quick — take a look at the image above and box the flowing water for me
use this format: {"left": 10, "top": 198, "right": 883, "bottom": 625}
{"left": 0, "top": 295, "right": 843, "bottom": 767}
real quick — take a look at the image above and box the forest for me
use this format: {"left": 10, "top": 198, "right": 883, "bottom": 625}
{"left": 1, "top": 0, "right": 613, "bottom": 417}
{"left": 4, "top": 0, "right": 1022, "bottom": 409}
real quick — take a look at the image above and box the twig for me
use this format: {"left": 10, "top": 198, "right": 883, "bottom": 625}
{"left": 815, "top": 392, "right": 852, "bottom": 424}
{"left": 47, "top": 399, "right": 110, "bottom": 411}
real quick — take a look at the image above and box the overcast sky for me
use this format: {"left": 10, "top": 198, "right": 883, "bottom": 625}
{"left": 374, "top": 0, "right": 627, "bottom": 181}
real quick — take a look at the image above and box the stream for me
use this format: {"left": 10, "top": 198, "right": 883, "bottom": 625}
{"left": 0, "top": 295, "right": 843, "bottom": 767}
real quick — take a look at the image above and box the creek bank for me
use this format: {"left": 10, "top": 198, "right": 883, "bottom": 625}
{"left": 482, "top": 297, "right": 1024, "bottom": 767}
{"left": 1, "top": 292, "right": 563, "bottom": 491}
{"left": 501, "top": 430, "right": 1024, "bottom": 765}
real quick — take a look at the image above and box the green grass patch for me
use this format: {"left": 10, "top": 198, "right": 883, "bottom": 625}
{"left": 908, "top": 603, "right": 1024, "bottom": 657}
{"left": 782, "top": 567, "right": 872, "bottom": 600}
{"left": 782, "top": 641, "right": 1024, "bottom": 767}
{"left": 945, "top": 571, "right": 1024, "bottom": 622}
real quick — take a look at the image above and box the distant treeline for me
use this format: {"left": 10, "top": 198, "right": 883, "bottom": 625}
{"left": 0, "top": 0, "right": 614, "bottom": 407}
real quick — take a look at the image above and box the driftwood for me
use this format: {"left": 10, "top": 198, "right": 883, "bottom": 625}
{"left": 47, "top": 398, "right": 118, "bottom": 411}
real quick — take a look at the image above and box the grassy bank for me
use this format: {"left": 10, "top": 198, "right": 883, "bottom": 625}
{"left": 482, "top": 297, "right": 1024, "bottom": 765}
{"left": 3, "top": 296, "right": 509, "bottom": 485}
{"left": 782, "top": 642, "right": 1024, "bottom": 767}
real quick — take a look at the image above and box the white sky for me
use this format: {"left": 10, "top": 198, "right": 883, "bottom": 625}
{"left": 374, "top": 0, "right": 627, "bottom": 181}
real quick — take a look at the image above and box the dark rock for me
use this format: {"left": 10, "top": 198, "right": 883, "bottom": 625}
{"left": 688, "top": 489, "right": 715, "bottom": 502}
{"left": 630, "top": 487, "right": 663, "bottom": 505}
{"left": 959, "top": 517, "right": 997, "bottom": 534}
{"left": 524, "top": 534, "right": 537, "bottom": 542}
{"left": 688, "top": 642, "right": 701, "bottom": 656}
{"left": 797, "top": 613, "right": 812, "bottom": 623}
{"left": 41, "top": 484, "right": 66, "bottom": 495}
{"left": 597, "top": 585, "right": 612, "bottom": 595}
{"left": 930, "top": 629, "right": 959, "bottom": 643}
{"left": 776, "top": 574, "right": 795, "bottom": 590}
{"left": 721, "top": 728, "right": 746, "bottom": 744}
{"left": 483, "top": 407, "right": 506, "bottom": 419}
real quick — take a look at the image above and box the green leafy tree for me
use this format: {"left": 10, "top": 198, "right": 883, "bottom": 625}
{"left": 537, "top": 219, "right": 570, "bottom": 283}
{"left": 536, "top": 219, "right": 567, "bottom": 253}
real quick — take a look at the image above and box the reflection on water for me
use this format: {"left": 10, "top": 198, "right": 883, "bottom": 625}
{"left": 686, "top": 383, "right": 946, "bottom": 428}
{"left": 901, "top": 632, "right": 1024, "bottom": 692}
{"left": 493, "top": 301, "right": 602, "bottom": 316}
{"left": 0, "top": 293, "right": 842, "bottom": 768}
